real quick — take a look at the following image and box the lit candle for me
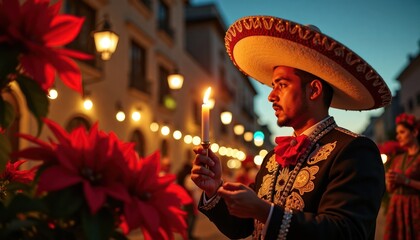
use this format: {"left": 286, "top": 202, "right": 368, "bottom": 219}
{"left": 202, "top": 87, "right": 212, "bottom": 143}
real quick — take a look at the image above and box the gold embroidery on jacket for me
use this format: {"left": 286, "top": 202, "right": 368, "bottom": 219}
{"left": 293, "top": 166, "right": 319, "bottom": 195}
{"left": 285, "top": 192, "right": 305, "bottom": 211}
{"left": 266, "top": 154, "right": 278, "bottom": 172}
{"left": 308, "top": 141, "right": 337, "bottom": 165}
{"left": 257, "top": 155, "right": 278, "bottom": 198}
{"left": 258, "top": 174, "right": 273, "bottom": 199}
{"left": 274, "top": 168, "right": 291, "bottom": 203}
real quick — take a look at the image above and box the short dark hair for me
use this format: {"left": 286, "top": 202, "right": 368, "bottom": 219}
{"left": 294, "top": 69, "right": 333, "bottom": 107}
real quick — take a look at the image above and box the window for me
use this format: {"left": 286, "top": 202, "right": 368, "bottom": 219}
{"left": 64, "top": 0, "right": 97, "bottom": 66}
{"left": 157, "top": 0, "right": 173, "bottom": 38}
{"left": 130, "top": 41, "right": 149, "bottom": 93}
{"left": 130, "top": 130, "right": 145, "bottom": 157}
{"left": 158, "top": 66, "right": 171, "bottom": 106}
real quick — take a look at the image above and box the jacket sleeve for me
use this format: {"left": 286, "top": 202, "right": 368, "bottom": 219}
{"left": 198, "top": 193, "right": 254, "bottom": 239}
{"left": 265, "top": 137, "right": 385, "bottom": 240}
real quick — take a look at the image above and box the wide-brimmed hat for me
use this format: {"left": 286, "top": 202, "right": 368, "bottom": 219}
{"left": 225, "top": 15, "right": 392, "bottom": 110}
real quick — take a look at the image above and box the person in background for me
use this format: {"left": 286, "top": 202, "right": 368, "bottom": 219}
{"left": 235, "top": 155, "right": 258, "bottom": 186}
{"left": 191, "top": 15, "right": 392, "bottom": 239}
{"left": 384, "top": 113, "right": 420, "bottom": 240}
{"left": 177, "top": 163, "right": 200, "bottom": 240}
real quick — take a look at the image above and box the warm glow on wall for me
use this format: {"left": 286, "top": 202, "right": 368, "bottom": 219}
{"left": 220, "top": 111, "right": 232, "bottom": 125}
{"left": 259, "top": 149, "right": 268, "bottom": 157}
{"left": 183, "top": 135, "right": 192, "bottom": 144}
{"left": 150, "top": 122, "right": 159, "bottom": 132}
{"left": 218, "top": 146, "right": 227, "bottom": 156}
{"left": 116, "top": 110, "right": 125, "bottom": 122}
{"left": 173, "top": 130, "right": 182, "bottom": 140}
{"left": 254, "top": 155, "right": 264, "bottom": 166}
{"left": 131, "top": 110, "right": 141, "bottom": 122}
{"left": 48, "top": 88, "right": 58, "bottom": 99}
{"left": 233, "top": 124, "right": 245, "bottom": 135}
{"left": 161, "top": 125, "right": 170, "bottom": 136}
{"left": 83, "top": 98, "right": 93, "bottom": 110}
{"left": 210, "top": 143, "right": 219, "bottom": 153}
{"left": 192, "top": 136, "right": 201, "bottom": 145}
{"left": 244, "top": 131, "right": 253, "bottom": 142}
{"left": 167, "top": 73, "right": 184, "bottom": 90}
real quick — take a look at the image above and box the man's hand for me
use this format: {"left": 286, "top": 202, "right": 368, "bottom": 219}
{"left": 218, "top": 182, "right": 271, "bottom": 222}
{"left": 191, "top": 147, "right": 223, "bottom": 197}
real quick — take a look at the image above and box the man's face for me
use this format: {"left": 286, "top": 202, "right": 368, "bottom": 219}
{"left": 268, "top": 66, "right": 309, "bottom": 128}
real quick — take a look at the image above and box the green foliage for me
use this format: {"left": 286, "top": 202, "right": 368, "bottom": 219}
{"left": 0, "top": 184, "right": 129, "bottom": 240}
{"left": 16, "top": 75, "right": 49, "bottom": 136}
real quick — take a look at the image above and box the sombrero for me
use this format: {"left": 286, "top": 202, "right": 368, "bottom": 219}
{"left": 225, "top": 16, "right": 392, "bottom": 110}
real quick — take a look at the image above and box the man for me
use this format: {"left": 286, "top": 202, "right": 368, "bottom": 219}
{"left": 191, "top": 15, "right": 392, "bottom": 239}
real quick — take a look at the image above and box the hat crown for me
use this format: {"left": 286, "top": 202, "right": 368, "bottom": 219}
{"left": 225, "top": 15, "right": 392, "bottom": 111}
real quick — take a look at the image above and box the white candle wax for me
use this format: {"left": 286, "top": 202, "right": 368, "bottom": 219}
{"left": 202, "top": 103, "right": 210, "bottom": 142}
{"left": 202, "top": 87, "right": 212, "bottom": 143}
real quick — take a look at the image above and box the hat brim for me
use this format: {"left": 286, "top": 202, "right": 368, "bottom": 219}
{"left": 225, "top": 16, "right": 392, "bottom": 110}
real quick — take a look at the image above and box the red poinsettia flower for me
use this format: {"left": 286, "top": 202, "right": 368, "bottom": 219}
{"left": 17, "top": 118, "right": 131, "bottom": 214}
{"left": 0, "top": 160, "right": 36, "bottom": 184}
{"left": 122, "top": 151, "right": 191, "bottom": 240}
{"left": 0, "top": 0, "right": 92, "bottom": 93}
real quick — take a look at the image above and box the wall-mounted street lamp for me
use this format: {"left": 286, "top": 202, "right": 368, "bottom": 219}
{"left": 167, "top": 70, "right": 184, "bottom": 90}
{"left": 92, "top": 15, "right": 119, "bottom": 60}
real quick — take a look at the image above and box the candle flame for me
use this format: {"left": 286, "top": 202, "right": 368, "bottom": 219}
{"left": 203, "top": 87, "right": 212, "bottom": 104}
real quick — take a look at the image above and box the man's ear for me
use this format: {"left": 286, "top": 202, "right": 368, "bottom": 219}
{"left": 308, "top": 79, "right": 323, "bottom": 100}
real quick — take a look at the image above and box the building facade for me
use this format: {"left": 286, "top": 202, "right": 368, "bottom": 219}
{"left": 7, "top": 0, "right": 273, "bottom": 175}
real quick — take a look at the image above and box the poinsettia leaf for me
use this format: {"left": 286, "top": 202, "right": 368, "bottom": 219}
{"left": 0, "top": 133, "right": 11, "bottom": 173}
{"left": 0, "top": 97, "right": 16, "bottom": 130}
{"left": 82, "top": 208, "right": 115, "bottom": 240}
{"left": 44, "top": 184, "right": 84, "bottom": 219}
{"left": 15, "top": 75, "right": 49, "bottom": 136}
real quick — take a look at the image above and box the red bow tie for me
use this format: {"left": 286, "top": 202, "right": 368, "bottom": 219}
{"left": 274, "top": 135, "right": 311, "bottom": 168}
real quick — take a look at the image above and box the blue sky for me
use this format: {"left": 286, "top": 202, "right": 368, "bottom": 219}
{"left": 191, "top": 0, "right": 420, "bottom": 143}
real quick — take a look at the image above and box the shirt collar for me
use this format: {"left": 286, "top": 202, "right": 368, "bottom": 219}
{"left": 294, "top": 116, "right": 332, "bottom": 140}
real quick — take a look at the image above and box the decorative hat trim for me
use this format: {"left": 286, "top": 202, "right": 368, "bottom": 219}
{"left": 225, "top": 16, "right": 392, "bottom": 110}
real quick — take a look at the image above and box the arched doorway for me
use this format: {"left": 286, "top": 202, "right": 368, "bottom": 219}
{"left": 66, "top": 116, "right": 91, "bottom": 132}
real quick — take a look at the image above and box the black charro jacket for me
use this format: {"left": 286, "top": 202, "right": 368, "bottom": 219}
{"left": 199, "top": 125, "right": 385, "bottom": 240}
